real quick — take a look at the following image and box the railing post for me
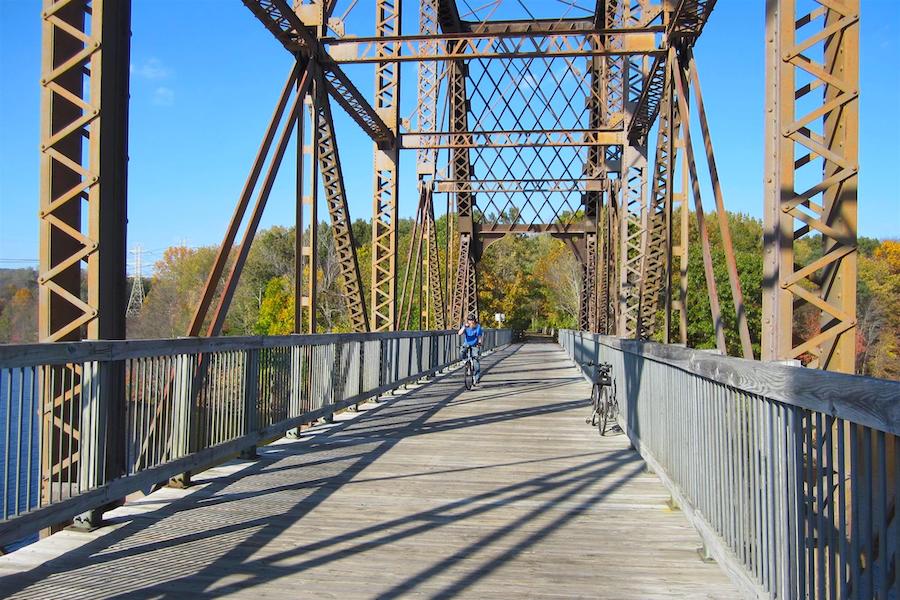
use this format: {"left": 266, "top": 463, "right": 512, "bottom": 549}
{"left": 71, "top": 357, "right": 126, "bottom": 529}
{"left": 168, "top": 353, "right": 197, "bottom": 488}
{"left": 287, "top": 344, "right": 302, "bottom": 438}
{"left": 240, "top": 349, "right": 260, "bottom": 459}
{"left": 72, "top": 361, "right": 102, "bottom": 529}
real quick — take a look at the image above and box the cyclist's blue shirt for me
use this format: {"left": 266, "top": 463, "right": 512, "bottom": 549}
{"left": 462, "top": 324, "right": 482, "bottom": 346}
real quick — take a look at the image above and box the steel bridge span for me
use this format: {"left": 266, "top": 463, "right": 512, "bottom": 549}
{"left": 2, "top": 0, "right": 898, "bottom": 598}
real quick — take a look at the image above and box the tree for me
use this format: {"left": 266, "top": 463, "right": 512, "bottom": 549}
{"left": 127, "top": 246, "right": 219, "bottom": 338}
{"left": 255, "top": 276, "right": 294, "bottom": 335}
{"left": 0, "top": 287, "right": 38, "bottom": 343}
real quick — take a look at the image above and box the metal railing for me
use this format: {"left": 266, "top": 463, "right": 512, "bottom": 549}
{"left": 559, "top": 330, "right": 899, "bottom": 600}
{"left": 0, "top": 328, "right": 512, "bottom": 548}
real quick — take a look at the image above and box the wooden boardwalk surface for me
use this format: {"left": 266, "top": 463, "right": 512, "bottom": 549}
{"left": 0, "top": 342, "right": 738, "bottom": 599}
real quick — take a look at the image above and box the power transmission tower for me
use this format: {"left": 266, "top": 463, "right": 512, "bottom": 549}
{"left": 126, "top": 245, "right": 145, "bottom": 317}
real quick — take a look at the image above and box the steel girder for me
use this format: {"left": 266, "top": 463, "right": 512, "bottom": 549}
{"left": 451, "top": 234, "right": 478, "bottom": 325}
{"left": 38, "top": 0, "right": 131, "bottom": 523}
{"left": 600, "top": 180, "right": 622, "bottom": 335}
{"left": 299, "top": 86, "right": 319, "bottom": 334}
{"left": 191, "top": 63, "right": 312, "bottom": 337}
{"left": 582, "top": 51, "right": 604, "bottom": 334}
{"left": 325, "top": 29, "right": 663, "bottom": 64}
{"left": 579, "top": 232, "right": 599, "bottom": 332}
{"left": 242, "top": 0, "right": 394, "bottom": 146}
{"left": 763, "top": 0, "right": 859, "bottom": 372}
{"left": 415, "top": 0, "right": 440, "bottom": 174}
{"left": 39, "top": 0, "right": 130, "bottom": 343}
{"left": 370, "top": 0, "right": 401, "bottom": 331}
{"left": 637, "top": 62, "right": 675, "bottom": 341}
{"left": 626, "top": 0, "right": 717, "bottom": 146}
{"left": 423, "top": 188, "right": 446, "bottom": 330}
{"left": 401, "top": 129, "right": 624, "bottom": 149}
{"left": 447, "top": 44, "right": 478, "bottom": 325}
{"left": 188, "top": 64, "right": 305, "bottom": 336}
{"left": 312, "top": 68, "right": 370, "bottom": 332}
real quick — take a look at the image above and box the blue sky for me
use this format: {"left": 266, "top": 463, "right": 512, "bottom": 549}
{"left": 1, "top": 1, "right": 898, "bottom": 272}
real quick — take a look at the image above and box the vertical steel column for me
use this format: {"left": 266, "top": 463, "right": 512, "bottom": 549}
{"left": 672, "top": 80, "right": 690, "bottom": 345}
{"left": 583, "top": 51, "right": 604, "bottom": 333}
{"left": 448, "top": 52, "right": 477, "bottom": 324}
{"left": 39, "top": 0, "right": 129, "bottom": 342}
{"left": 423, "top": 187, "right": 446, "bottom": 329}
{"left": 299, "top": 86, "right": 319, "bottom": 333}
{"left": 416, "top": 0, "right": 444, "bottom": 330}
{"left": 370, "top": 0, "right": 402, "bottom": 331}
{"left": 763, "top": 0, "right": 859, "bottom": 372}
{"left": 614, "top": 0, "right": 650, "bottom": 338}
{"left": 39, "top": 0, "right": 131, "bottom": 521}
{"left": 415, "top": 0, "right": 439, "bottom": 177}
{"left": 637, "top": 58, "right": 673, "bottom": 341}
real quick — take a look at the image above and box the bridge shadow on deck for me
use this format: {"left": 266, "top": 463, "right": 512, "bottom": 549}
{"left": 0, "top": 343, "right": 736, "bottom": 599}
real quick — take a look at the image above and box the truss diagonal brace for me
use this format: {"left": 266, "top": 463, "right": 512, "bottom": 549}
{"left": 313, "top": 68, "right": 371, "bottom": 332}
{"left": 242, "top": 0, "right": 393, "bottom": 146}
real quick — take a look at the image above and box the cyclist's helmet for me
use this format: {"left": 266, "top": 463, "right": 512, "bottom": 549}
{"left": 467, "top": 313, "right": 477, "bottom": 322}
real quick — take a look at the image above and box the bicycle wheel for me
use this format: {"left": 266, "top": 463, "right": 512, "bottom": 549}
{"left": 597, "top": 386, "right": 609, "bottom": 436}
{"left": 587, "top": 384, "right": 600, "bottom": 425}
{"left": 464, "top": 361, "right": 474, "bottom": 390}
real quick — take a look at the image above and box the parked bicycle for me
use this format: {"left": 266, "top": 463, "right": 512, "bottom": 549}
{"left": 584, "top": 361, "right": 618, "bottom": 435}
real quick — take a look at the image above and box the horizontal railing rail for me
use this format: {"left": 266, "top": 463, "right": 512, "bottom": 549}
{"left": 0, "top": 329, "right": 512, "bottom": 549}
{"left": 559, "top": 330, "right": 899, "bottom": 600}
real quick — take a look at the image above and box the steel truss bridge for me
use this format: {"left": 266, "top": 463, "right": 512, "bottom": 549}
{"left": 1, "top": 1, "right": 897, "bottom": 599}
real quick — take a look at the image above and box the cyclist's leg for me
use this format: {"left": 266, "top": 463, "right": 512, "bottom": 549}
{"left": 473, "top": 346, "right": 481, "bottom": 382}
{"left": 460, "top": 344, "right": 468, "bottom": 363}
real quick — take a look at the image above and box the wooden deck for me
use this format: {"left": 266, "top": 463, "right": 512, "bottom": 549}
{"left": 0, "top": 342, "right": 738, "bottom": 599}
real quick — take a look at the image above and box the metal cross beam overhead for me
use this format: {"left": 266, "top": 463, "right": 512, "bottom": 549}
{"left": 324, "top": 28, "right": 664, "bottom": 64}
{"left": 242, "top": 0, "right": 394, "bottom": 147}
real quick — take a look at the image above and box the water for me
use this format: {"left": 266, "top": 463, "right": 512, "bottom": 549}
{"left": 0, "top": 367, "right": 41, "bottom": 551}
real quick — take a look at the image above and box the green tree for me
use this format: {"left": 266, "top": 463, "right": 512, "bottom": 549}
{"left": 254, "top": 276, "right": 294, "bottom": 335}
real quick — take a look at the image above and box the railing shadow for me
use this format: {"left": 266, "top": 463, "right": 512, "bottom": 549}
{"left": 0, "top": 342, "right": 647, "bottom": 599}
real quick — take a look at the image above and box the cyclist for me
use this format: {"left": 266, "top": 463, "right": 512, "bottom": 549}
{"left": 457, "top": 313, "right": 483, "bottom": 384}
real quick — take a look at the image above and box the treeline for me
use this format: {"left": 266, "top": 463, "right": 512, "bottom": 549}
{"left": 0, "top": 215, "right": 897, "bottom": 379}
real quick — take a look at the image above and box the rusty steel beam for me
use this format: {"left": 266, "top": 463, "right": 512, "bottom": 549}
{"left": 401, "top": 129, "right": 624, "bottom": 149}
{"left": 763, "top": 0, "right": 859, "bottom": 372}
{"left": 39, "top": 0, "right": 130, "bottom": 343}
{"left": 423, "top": 188, "right": 446, "bottom": 330}
{"left": 242, "top": 0, "right": 393, "bottom": 146}
{"left": 298, "top": 89, "right": 319, "bottom": 333}
{"left": 637, "top": 64, "right": 675, "bottom": 341}
{"left": 670, "top": 47, "right": 727, "bottom": 353}
{"left": 688, "top": 52, "right": 753, "bottom": 359}
{"left": 370, "top": 0, "right": 401, "bottom": 331}
{"left": 206, "top": 64, "right": 312, "bottom": 337}
{"left": 667, "top": 0, "right": 717, "bottom": 43}
{"left": 326, "top": 31, "right": 663, "bottom": 64}
{"left": 188, "top": 64, "right": 302, "bottom": 336}
{"left": 437, "top": 0, "right": 463, "bottom": 33}
{"left": 312, "top": 67, "right": 370, "bottom": 332}
{"left": 38, "top": 0, "right": 132, "bottom": 527}
{"left": 626, "top": 1, "right": 716, "bottom": 148}
{"left": 414, "top": 0, "right": 440, "bottom": 175}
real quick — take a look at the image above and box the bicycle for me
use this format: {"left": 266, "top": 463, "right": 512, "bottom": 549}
{"left": 584, "top": 361, "right": 618, "bottom": 436}
{"left": 461, "top": 345, "right": 479, "bottom": 390}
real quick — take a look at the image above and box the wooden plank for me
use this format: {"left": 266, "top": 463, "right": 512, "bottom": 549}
{"left": 0, "top": 343, "right": 739, "bottom": 599}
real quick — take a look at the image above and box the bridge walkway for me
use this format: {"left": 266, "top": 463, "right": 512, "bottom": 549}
{"left": 0, "top": 342, "right": 738, "bottom": 599}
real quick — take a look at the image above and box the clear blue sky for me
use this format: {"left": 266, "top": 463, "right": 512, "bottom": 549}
{"left": 1, "top": 1, "right": 898, "bottom": 272}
